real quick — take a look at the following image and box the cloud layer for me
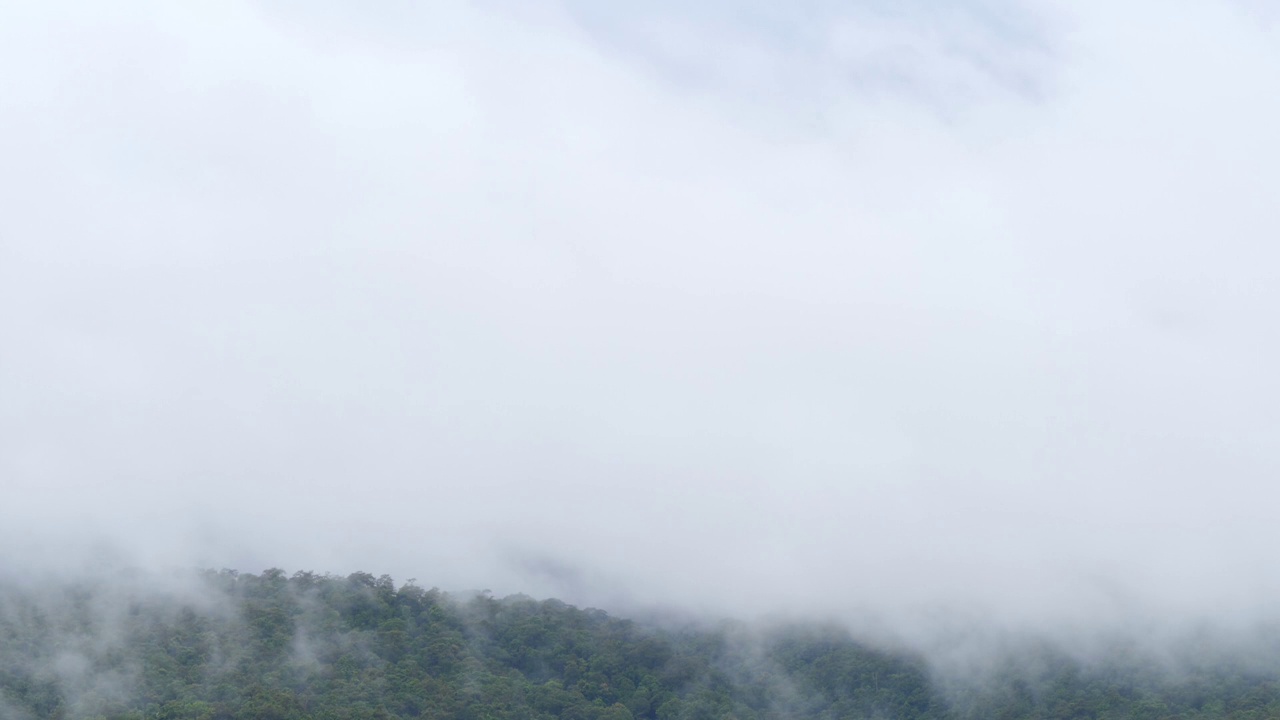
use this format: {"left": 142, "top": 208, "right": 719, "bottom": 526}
{"left": 3, "top": 0, "right": 1280, "bottom": 642}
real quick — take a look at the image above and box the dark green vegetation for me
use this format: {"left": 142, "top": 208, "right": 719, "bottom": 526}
{"left": 1, "top": 570, "right": 1278, "bottom": 719}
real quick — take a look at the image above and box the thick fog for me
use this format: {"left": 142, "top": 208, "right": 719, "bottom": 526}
{"left": 3, "top": 0, "right": 1280, "bottom": 645}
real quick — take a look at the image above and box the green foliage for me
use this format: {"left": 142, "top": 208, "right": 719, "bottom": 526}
{"left": 1, "top": 570, "right": 1278, "bottom": 719}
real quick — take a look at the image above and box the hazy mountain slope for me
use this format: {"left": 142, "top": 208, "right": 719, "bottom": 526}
{"left": 0, "top": 569, "right": 1276, "bottom": 720}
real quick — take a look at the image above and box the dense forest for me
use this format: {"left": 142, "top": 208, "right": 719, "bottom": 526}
{"left": 1, "top": 569, "right": 1278, "bottom": 720}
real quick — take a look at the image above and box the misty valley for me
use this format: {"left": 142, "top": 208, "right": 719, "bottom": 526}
{"left": 1, "top": 569, "right": 1278, "bottom": 720}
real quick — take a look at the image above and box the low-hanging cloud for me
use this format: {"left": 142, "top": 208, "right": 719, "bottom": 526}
{"left": 3, "top": 0, "right": 1280, "bottom": 651}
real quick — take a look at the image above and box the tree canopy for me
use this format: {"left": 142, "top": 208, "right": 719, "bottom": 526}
{"left": 0, "top": 569, "right": 1276, "bottom": 720}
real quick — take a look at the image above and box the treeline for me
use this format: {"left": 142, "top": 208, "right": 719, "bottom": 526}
{"left": 0, "top": 569, "right": 1277, "bottom": 719}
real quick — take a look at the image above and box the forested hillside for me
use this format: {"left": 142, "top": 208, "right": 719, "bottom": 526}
{"left": 1, "top": 569, "right": 1277, "bottom": 719}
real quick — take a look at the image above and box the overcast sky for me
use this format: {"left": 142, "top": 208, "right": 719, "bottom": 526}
{"left": 3, "top": 0, "right": 1280, "bottom": 642}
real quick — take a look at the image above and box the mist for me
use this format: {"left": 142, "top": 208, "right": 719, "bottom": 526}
{"left": 3, "top": 0, "right": 1280, "bottom": 656}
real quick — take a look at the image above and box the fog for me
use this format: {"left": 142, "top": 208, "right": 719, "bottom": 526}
{"left": 3, "top": 0, "right": 1280, "bottom": 648}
